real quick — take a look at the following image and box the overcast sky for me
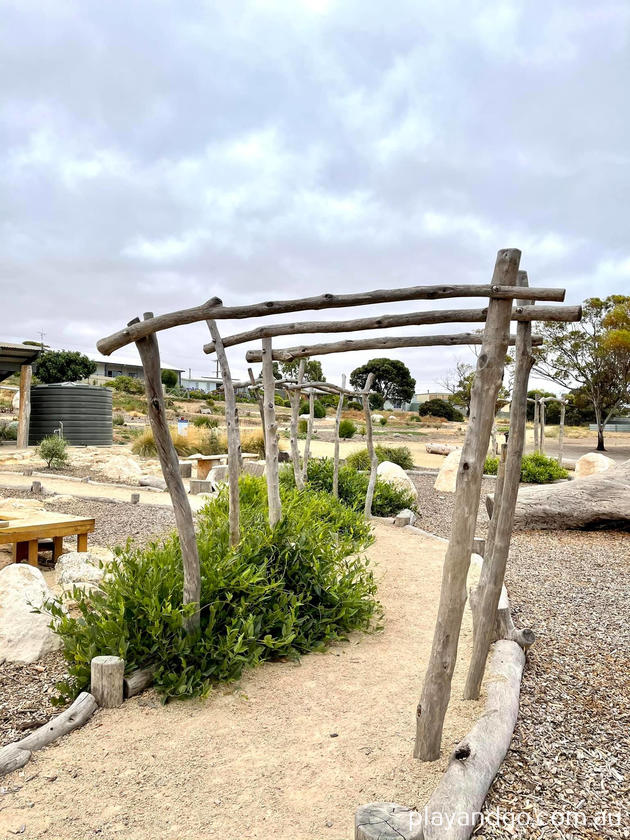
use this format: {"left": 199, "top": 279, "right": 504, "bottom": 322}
{"left": 2, "top": 0, "right": 629, "bottom": 392}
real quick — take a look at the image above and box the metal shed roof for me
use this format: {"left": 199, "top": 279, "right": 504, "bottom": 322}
{"left": 0, "top": 342, "right": 41, "bottom": 382}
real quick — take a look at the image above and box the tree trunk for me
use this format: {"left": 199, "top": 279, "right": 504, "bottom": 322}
{"left": 261, "top": 337, "right": 282, "bottom": 526}
{"left": 135, "top": 318, "right": 200, "bottom": 630}
{"left": 539, "top": 398, "right": 546, "bottom": 455}
{"left": 596, "top": 410, "right": 606, "bottom": 451}
{"left": 207, "top": 319, "right": 241, "bottom": 547}
{"left": 333, "top": 374, "right": 346, "bottom": 499}
{"left": 558, "top": 401, "right": 565, "bottom": 465}
{"left": 490, "top": 459, "right": 630, "bottom": 530}
{"left": 363, "top": 374, "right": 377, "bottom": 518}
{"left": 533, "top": 397, "right": 539, "bottom": 452}
{"left": 289, "top": 359, "right": 305, "bottom": 490}
{"left": 17, "top": 364, "right": 32, "bottom": 449}
{"left": 247, "top": 367, "right": 266, "bottom": 453}
{"left": 414, "top": 248, "right": 520, "bottom": 762}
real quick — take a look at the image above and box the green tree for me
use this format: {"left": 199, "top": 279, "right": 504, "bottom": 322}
{"left": 350, "top": 358, "right": 415, "bottom": 405}
{"left": 161, "top": 369, "right": 179, "bottom": 388}
{"left": 442, "top": 360, "right": 509, "bottom": 416}
{"left": 535, "top": 295, "right": 630, "bottom": 450}
{"left": 36, "top": 350, "right": 96, "bottom": 384}
{"left": 418, "top": 398, "right": 464, "bottom": 421}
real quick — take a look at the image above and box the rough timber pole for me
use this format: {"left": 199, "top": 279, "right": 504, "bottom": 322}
{"left": 135, "top": 315, "right": 200, "bottom": 630}
{"left": 302, "top": 389, "right": 315, "bottom": 484}
{"left": 540, "top": 398, "right": 546, "bottom": 455}
{"left": 261, "top": 338, "right": 282, "bottom": 526}
{"left": 16, "top": 364, "right": 32, "bottom": 449}
{"left": 363, "top": 373, "right": 377, "bottom": 518}
{"left": 464, "top": 270, "right": 534, "bottom": 700}
{"left": 414, "top": 249, "right": 520, "bottom": 761}
{"left": 332, "top": 374, "right": 346, "bottom": 499}
{"left": 558, "top": 400, "right": 566, "bottom": 465}
{"left": 533, "top": 397, "right": 540, "bottom": 451}
{"left": 247, "top": 367, "right": 266, "bottom": 452}
{"left": 207, "top": 320, "right": 241, "bottom": 547}
{"left": 289, "top": 359, "right": 305, "bottom": 489}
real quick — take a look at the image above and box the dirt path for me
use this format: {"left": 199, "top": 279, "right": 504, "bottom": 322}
{"left": 0, "top": 523, "right": 483, "bottom": 840}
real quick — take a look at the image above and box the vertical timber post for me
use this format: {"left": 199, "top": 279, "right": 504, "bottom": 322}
{"left": 363, "top": 373, "right": 377, "bottom": 518}
{"left": 414, "top": 248, "right": 520, "bottom": 761}
{"left": 261, "top": 338, "right": 282, "bottom": 526}
{"left": 533, "top": 397, "right": 540, "bottom": 452}
{"left": 16, "top": 364, "right": 32, "bottom": 449}
{"left": 135, "top": 314, "right": 200, "bottom": 630}
{"left": 540, "top": 399, "right": 546, "bottom": 455}
{"left": 332, "top": 374, "right": 346, "bottom": 499}
{"left": 289, "top": 360, "right": 305, "bottom": 489}
{"left": 558, "top": 400, "right": 566, "bottom": 465}
{"left": 463, "top": 269, "right": 534, "bottom": 700}
{"left": 302, "top": 388, "right": 315, "bottom": 484}
{"left": 207, "top": 320, "right": 241, "bottom": 547}
{"left": 247, "top": 367, "right": 266, "bottom": 453}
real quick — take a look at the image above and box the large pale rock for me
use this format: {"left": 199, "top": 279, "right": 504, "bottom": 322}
{"left": 99, "top": 455, "right": 143, "bottom": 484}
{"left": 12, "top": 391, "right": 20, "bottom": 411}
{"left": 434, "top": 448, "right": 462, "bottom": 493}
{"left": 371, "top": 414, "right": 384, "bottom": 424}
{"left": 0, "top": 496, "right": 46, "bottom": 511}
{"left": 574, "top": 452, "right": 616, "bottom": 480}
{"left": 376, "top": 461, "right": 418, "bottom": 500}
{"left": 139, "top": 474, "right": 167, "bottom": 490}
{"left": 0, "top": 565, "right": 62, "bottom": 663}
{"left": 56, "top": 551, "right": 105, "bottom": 594}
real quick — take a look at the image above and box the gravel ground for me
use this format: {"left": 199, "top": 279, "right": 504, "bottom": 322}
{"left": 411, "top": 473, "right": 630, "bottom": 839}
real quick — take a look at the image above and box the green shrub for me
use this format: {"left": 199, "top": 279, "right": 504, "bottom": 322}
{"left": 299, "top": 399, "right": 326, "bottom": 418}
{"left": 520, "top": 453, "right": 568, "bottom": 483}
{"left": 39, "top": 435, "right": 69, "bottom": 468}
{"left": 108, "top": 375, "right": 145, "bottom": 395}
{"left": 338, "top": 419, "right": 357, "bottom": 439}
{"left": 418, "top": 399, "right": 464, "bottom": 421}
{"left": 379, "top": 416, "right": 387, "bottom": 426}
{"left": 484, "top": 456, "right": 499, "bottom": 475}
{"left": 298, "top": 418, "right": 308, "bottom": 434}
{"left": 347, "top": 400, "right": 362, "bottom": 411}
{"left": 0, "top": 421, "right": 18, "bottom": 441}
{"left": 46, "top": 475, "right": 378, "bottom": 702}
{"left": 483, "top": 453, "right": 567, "bottom": 483}
{"left": 113, "top": 414, "right": 125, "bottom": 426}
{"left": 369, "top": 393, "right": 385, "bottom": 410}
{"left": 193, "top": 415, "right": 219, "bottom": 429}
{"left": 282, "top": 458, "right": 416, "bottom": 517}
{"left": 346, "top": 445, "right": 414, "bottom": 471}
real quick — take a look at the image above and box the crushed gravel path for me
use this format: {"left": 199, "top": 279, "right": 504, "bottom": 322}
{"left": 411, "top": 473, "right": 630, "bottom": 839}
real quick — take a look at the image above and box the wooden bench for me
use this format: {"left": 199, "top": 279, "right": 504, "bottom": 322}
{"left": 0, "top": 509, "right": 95, "bottom": 566}
{"left": 184, "top": 452, "right": 260, "bottom": 480}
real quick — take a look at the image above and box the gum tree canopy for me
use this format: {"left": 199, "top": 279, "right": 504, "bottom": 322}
{"left": 36, "top": 350, "right": 96, "bottom": 384}
{"left": 535, "top": 295, "right": 630, "bottom": 450}
{"left": 350, "top": 358, "right": 415, "bottom": 405}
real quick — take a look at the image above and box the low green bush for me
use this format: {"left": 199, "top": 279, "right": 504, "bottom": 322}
{"left": 281, "top": 458, "right": 416, "bottom": 517}
{"left": 520, "top": 453, "right": 568, "bottom": 483}
{"left": 338, "top": 419, "right": 357, "bottom": 439}
{"left": 418, "top": 399, "right": 464, "bottom": 421}
{"left": 483, "top": 453, "right": 568, "bottom": 483}
{"left": 113, "top": 414, "right": 125, "bottom": 426}
{"left": 193, "top": 415, "right": 219, "bottom": 429}
{"left": 347, "top": 401, "right": 362, "bottom": 411}
{"left": 39, "top": 435, "right": 69, "bottom": 468}
{"left": 299, "top": 399, "right": 326, "bottom": 418}
{"left": 298, "top": 418, "right": 308, "bottom": 434}
{"left": 0, "top": 421, "right": 18, "bottom": 441}
{"left": 379, "top": 417, "right": 387, "bottom": 426}
{"left": 47, "top": 476, "right": 378, "bottom": 702}
{"left": 107, "top": 375, "right": 145, "bottom": 395}
{"left": 346, "top": 445, "right": 414, "bottom": 471}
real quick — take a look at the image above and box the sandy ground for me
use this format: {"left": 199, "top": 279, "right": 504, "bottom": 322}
{"left": 0, "top": 523, "right": 484, "bottom": 840}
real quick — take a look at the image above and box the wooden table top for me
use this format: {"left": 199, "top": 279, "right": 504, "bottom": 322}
{"left": 184, "top": 452, "right": 259, "bottom": 461}
{"left": 0, "top": 509, "right": 95, "bottom": 542}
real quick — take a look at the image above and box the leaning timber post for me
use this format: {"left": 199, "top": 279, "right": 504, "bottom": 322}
{"left": 558, "top": 400, "right": 566, "bottom": 465}
{"left": 302, "top": 389, "right": 315, "bottom": 483}
{"left": 261, "top": 338, "right": 282, "bottom": 526}
{"left": 289, "top": 360, "right": 305, "bottom": 489}
{"left": 332, "top": 374, "right": 346, "bottom": 499}
{"left": 464, "top": 270, "right": 535, "bottom": 700}
{"left": 247, "top": 367, "right": 266, "bottom": 452}
{"left": 533, "top": 396, "right": 540, "bottom": 451}
{"left": 207, "top": 320, "right": 241, "bottom": 547}
{"left": 539, "top": 398, "right": 546, "bottom": 455}
{"left": 363, "top": 373, "right": 377, "bottom": 518}
{"left": 414, "top": 248, "right": 520, "bottom": 761}
{"left": 135, "top": 315, "right": 200, "bottom": 630}
{"left": 16, "top": 364, "right": 32, "bottom": 449}
{"left": 481, "top": 442, "right": 508, "bottom": 584}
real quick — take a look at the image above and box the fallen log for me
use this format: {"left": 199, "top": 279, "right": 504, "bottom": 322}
{"left": 487, "top": 459, "right": 630, "bottom": 529}
{"left": 422, "top": 640, "right": 525, "bottom": 840}
{"left": 0, "top": 743, "right": 31, "bottom": 776}
{"left": 425, "top": 443, "right": 458, "bottom": 455}
{"left": 124, "top": 667, "right": 156, "bottom": 698}
{"left": 18, "top": 692, "right": 98, "bottom": 752}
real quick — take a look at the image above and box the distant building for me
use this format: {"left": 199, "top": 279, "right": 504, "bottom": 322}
{"left": 390, "top": 390, "right": 452, "bottom": 413}
{"left": 180, "top": 376, "right": 222, "bottom": 394}
{"left": 83, "top": 353, "right": 184, "bottom": 386}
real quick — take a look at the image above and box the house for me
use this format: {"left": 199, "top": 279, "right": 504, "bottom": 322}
{"left": 83, "top": 353, "right": 184, "bottom": 386}
{"left": 180, "top": 376, "right": 222, "bottom": 394}
{"left": 385, "top": 391, "right": 452, "bottom": 412}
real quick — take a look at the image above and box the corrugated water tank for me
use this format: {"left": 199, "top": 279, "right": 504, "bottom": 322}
{"left": 28, "top": 383, "right": 113, "bottom": 446}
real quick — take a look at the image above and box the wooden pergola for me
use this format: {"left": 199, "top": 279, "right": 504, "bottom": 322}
{"left": 0, "top": 342, "right": 41, "bottom": 448}
{"left": 97, "top": 248, "right": 581, "bottom": 761}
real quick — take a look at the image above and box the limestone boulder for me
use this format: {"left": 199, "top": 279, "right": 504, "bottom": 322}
{"left": 12, "top": 391, "right": 20, "bottom": 411}
{"left": 434, "top": 448, "right": 462, "bottom": 493}
{"left": 371, "top": 414, "right": 384, "bottom": 424}
{"left": 376, "top": 461, "right": 418, "bottom": 500}
{"left": 56, "top": 551, "right": 106, "bottom": 595}
{"left": 0, "top": 564, "right": 62, "bottom": 663}
{"left": 574, "top": 452, "right": 616, "bottom": 480}
{"left": 139, "top": 474, "right": 167, "bottom": 490}
{"left": 99, "top": 454, "right": 143, "bottom": 484}
{"left": 0, "top": 496, "right": 46, "bottom": 512}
